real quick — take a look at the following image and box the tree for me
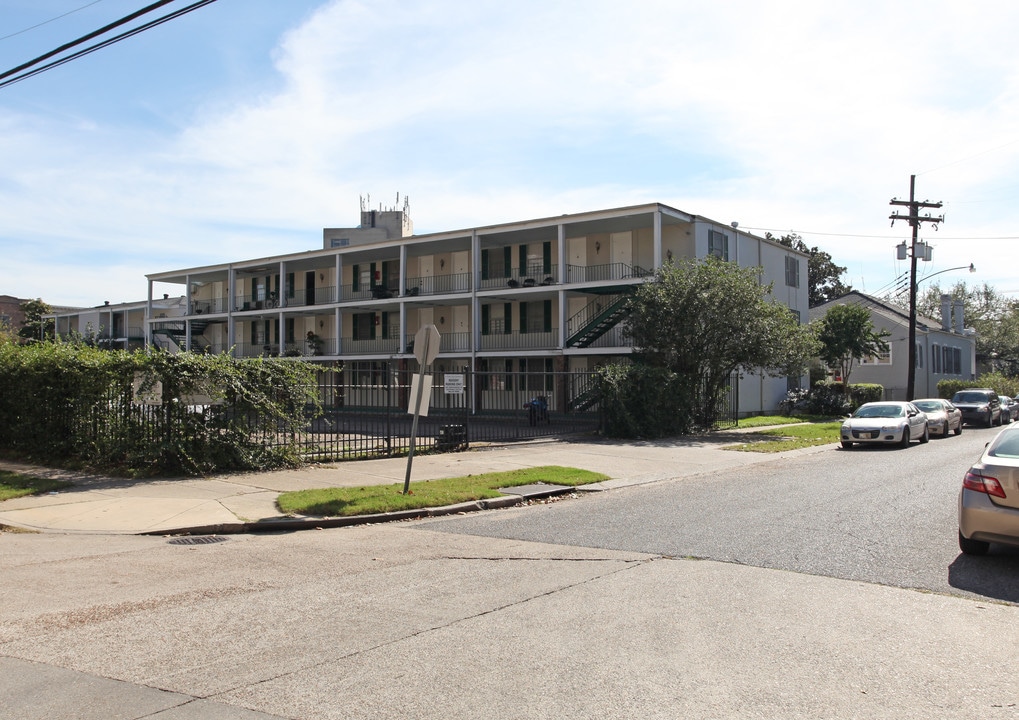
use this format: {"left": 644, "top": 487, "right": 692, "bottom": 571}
{"left": 916, "top": 281, "right": 1019, "bottom": 374}
{"left": 812, "top": 303, "right": 889, "bottom": 393}
{"left": 18, "top": 299, "right": 54, "bottom": 342}
{"left": 768, "top": 233, "right": 852, "bottom": 308}
{"left": 623, "top": 257, "right": 817, "bottom": 427}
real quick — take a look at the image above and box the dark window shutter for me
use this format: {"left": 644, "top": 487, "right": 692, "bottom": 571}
{"left": 543, "top": 241, "right": 552, "bottom": 274}
{"left": 520, "top": 302, "right": 528, "bottom": 334}
{"left": 352, "top": 313, "right": 359, "bottom": 339}
{"left": 352, "top": 264, "right": 360, "bottom": 292}
{"left": 519, "top": 245, "right": 527, "bottom": 275}
{"left": 481, "top": 304, "right": 490, "bottom": 335}
{"left": 481, "top": 249, "right": 489, "bottom": 281}
{"left": 504, "top": 303, "right": 512, "bottom": 334}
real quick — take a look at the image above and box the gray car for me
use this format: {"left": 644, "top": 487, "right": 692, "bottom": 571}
{"left": 912, "top": 398, "right": 962, "bottom": 437}
{"left": 959, "top": 423, "right": 1019, "bottom": 555}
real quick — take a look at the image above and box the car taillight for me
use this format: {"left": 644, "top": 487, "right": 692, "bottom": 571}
{"left": 963, "top": 470, "right": 1007, "bottom": 499}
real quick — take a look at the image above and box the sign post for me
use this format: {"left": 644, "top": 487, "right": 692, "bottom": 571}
{"left": 404, "top": 324, "right": 440, "bottom": 494}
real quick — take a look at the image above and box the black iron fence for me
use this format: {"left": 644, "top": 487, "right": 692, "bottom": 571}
{"left": 297, "top": 363, "right": 603, "bottom": 461}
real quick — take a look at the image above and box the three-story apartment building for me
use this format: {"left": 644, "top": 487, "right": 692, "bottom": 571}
{"left": 145, "top": 201, "right": 808, "bottom": 416}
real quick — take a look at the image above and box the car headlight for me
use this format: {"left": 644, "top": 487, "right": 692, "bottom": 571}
{"left": 881, "top": 424, "right": 901, "bottom": 434}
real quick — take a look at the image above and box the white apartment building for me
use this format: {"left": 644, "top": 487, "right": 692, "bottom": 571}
{"left": 143, "top": 201, "right": 808, "bottom": 416}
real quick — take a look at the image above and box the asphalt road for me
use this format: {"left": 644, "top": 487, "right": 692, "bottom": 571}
{"left": 421, "top": 423, "right": 1019, "bottom": 604}
{"left": 4, "top": 427, "right": 1019, "bottom": 719}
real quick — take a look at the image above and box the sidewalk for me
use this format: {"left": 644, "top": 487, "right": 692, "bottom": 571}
{"left": 0, "top": 430, "right": 828, "bottom": 535}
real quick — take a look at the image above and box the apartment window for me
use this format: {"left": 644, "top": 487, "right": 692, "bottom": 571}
{"left": 915, "top": 342, "right": 923, "bottom": 369}
{"left": 785, "top": 256, "right": 800, "bottom": 288}
{"left": 520, "top": 300, "right": 552, "bottom": 334}
{"left": 860, "top": 347, "right": 892, "bottom": 365}
{"left": 943, "top": 346, "right": 962, "bottom": 375}
{"left": 708, "top": 230, "right": 729, "bottom": 261}
{"left": 931, "top": 344, "right": 941, "bottom": 374}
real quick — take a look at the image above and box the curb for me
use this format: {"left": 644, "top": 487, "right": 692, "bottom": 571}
{"left": 142, "top": 487, "right": 573, "bottom": 537}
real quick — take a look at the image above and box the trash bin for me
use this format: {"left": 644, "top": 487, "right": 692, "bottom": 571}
{"left": 437, "top": 424, "right": 466, "bottom": 451}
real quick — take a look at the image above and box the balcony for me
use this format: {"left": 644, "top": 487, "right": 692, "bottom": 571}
{"left": 479, "top": 265, "right": 558, "bottom": 291}
{"left": 566, "top": 262, "right": 650, "bottom": 283}
{"left": 284, "top": 285, "right": 338, "bottom": 308}
{"left": 341, "top": 337, "right": 401, "bottom": 355}
{"left": 191, "top": 297, "right": 229, "bottom": 315}
{"left": 404, "top": 331, "right": 472, "bottom": 355}
{"left": 404, "top": 272, "right": 472, "bottom": 297}
{"left": 480, "top": 329, "right": 559, "bottom": 351}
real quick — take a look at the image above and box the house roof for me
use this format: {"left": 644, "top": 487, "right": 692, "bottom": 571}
{"left": 809, "top": 290, "right": 948, "bottom": 333}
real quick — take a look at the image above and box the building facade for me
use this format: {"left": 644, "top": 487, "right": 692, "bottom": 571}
{"left": 144, "top": 202, "right": 808, "bottom": 416}
{"left": 809, "top": 291, "right": 977, "bottom": 400}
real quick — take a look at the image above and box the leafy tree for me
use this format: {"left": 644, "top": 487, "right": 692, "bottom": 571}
{"left": 812, "top": 303, "right": 889, "bottom": 393}
{"left": 768, "top": 233, "right": 852, "bottom": 307}
{"left": 18, "top": 298, "right": 54, "bottom": 342}
{"left": 917, "top": 281, "right": 1019, "bottom": 374}
{"left": 623, "top": 257, "right": 817, "bottom": 428}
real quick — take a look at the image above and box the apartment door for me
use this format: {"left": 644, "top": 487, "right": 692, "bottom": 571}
{"left": 305, "top": 271, "right": 316, "bottom": 306}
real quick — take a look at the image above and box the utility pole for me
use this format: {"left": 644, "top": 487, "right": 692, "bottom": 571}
{"left": 889, "top": 175, "right": 944, "bottom": 401}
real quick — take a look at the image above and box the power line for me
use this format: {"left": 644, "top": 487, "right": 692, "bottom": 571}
{"left": 0, "top": 0, "right": 107, "bottom": 42}
{"left": 0, "top": 0, "right": 220, "bottom": 90}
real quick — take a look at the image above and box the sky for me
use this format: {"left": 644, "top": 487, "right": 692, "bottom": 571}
{"left": 2, "top": 0, "right": 1019, "bottom": 309}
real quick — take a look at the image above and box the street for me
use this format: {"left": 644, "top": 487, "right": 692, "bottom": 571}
{"left": 2, "top": 429, "right": 1019, "bottom": 719}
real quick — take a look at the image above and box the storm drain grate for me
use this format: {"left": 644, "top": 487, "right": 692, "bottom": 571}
{"left": 167, "top": 535, "right": 227, "bottom": 546}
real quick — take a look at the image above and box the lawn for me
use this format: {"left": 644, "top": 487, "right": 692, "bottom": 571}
{"left": 725, "top": 421, "right": 843, "bottom": 453}
{"left": 0, "top": 471, "right": 75, "bottom": 501}
{"left": 277, "top": 465, "right": 609, "bottom": 517}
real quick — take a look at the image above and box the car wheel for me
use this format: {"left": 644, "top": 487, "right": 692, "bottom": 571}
{"left": 900, "top": 427, "right": 910, "bottom": 448}
{"left": 841, "top": 440, "right": 853, "bottom": 449}
{"left": 954, "top": 422, "right": 962, "bottom": 436}
{"left": 942, "top": 421, "right": 950, "bottom": 437}
{"left": 959, "top": 530, "right": 990, "bottom": 556}
{"left": 987, "top": 411, "right": 994, "bottom": 427}
{"left": 920, "top": 425, "right": 929, "bottom": 443}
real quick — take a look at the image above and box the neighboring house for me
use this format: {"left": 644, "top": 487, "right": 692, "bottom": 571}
{"left": 50, "top": 296, "right": 185, "bottom": 351}
{"left": 809, "top": 291, "right": 976, "bottom": 400}
{"left": 145, "top": 201, "right": 809, "bottom": 416}
{"left": 0, "top": 295, "right": 26, "bottom": 335}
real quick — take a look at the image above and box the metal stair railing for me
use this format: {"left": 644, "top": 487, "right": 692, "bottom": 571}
{"left": 565, "top": 293, "right": 632, "bottom": 347}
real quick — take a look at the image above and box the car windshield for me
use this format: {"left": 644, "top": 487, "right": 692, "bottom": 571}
{"left": 913, "top": 401, "right": 942, "bottom": 412}
{"left": 854, "top": 405, "right": 904, "bottom": 419}
{"left": 954, "top": 392, "right": 989, "bottom": 403}
{"left": 989, "top": 432, "right": 1019, "bottom": 459}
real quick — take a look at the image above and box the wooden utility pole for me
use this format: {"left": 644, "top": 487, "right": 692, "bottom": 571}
{"left": 889, "top": 175, "right": 944, "bottom": 401}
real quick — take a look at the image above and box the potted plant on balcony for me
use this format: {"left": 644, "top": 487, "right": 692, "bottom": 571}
{"left": 306, "top": 331, "right": 324, "bottom": 356}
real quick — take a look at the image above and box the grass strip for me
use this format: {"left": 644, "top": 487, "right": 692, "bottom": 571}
{"left": 277, "top": 465, "right": 608, "bottom": 517}
{"left": 725, "top": 422, "right": 842, "bottom": 453}
{"left": 0, "top": 471, "right": 75, "bottom": 501}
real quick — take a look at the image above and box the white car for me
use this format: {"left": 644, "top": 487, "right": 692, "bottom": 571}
{"left": 840, "top": 401, "right": 930, "bottom": 449}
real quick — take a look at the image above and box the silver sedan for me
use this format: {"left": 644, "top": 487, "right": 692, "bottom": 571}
{"left": 840, "top": 401, "right": 930, "bottom": 449}
{"left": 912, "top": 398, "right": 963, "bottom": 438}
{"left": 959, "top": 424, "right": 1019, "bottom": 555}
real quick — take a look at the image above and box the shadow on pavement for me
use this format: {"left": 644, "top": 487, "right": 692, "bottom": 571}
{"left": 948, "top": 546, "right": 1019, "bottom": 604}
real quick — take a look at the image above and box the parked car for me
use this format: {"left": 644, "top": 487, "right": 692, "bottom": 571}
{"left": 958, "top": 423, "right": 1019, "bottom": 555}
{"left": 950, "top": 388, "right": 1002, "bottom": 427}
{"left": 912, "top": 398, "right": 963, "bottom": 437}
{"left": 1001, "top": 396, "right": 1019, "bottom": 424}
{"left": 840, "top": 401, "right": 929, "bottom": 449}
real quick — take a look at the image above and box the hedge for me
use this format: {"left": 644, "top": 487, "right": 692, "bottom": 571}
{"left": 0, "top": 340, "right": 320, "bottom": 476}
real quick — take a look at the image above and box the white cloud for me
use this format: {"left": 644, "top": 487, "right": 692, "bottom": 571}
{"left": 3, "top": 0, "right": 1019, "bottom": 306}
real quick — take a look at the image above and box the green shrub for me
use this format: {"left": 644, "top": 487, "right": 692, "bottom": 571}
{"left": 0, "top": 342, "right": 320, "bottom": 475}
{"left": 849, "top": 383, "right": 884, "bottom": 406}
{"left": 939, "top": 373, "right": 1019, "bottom": 400}
{"left": 595, "top": 364, "right": 698, "bottom": 438}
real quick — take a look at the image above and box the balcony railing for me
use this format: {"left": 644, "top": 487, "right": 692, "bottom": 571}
{"left": 404, "top": 331, "right": 472, "bottom": 354}
{"left": 284, "top": 285, "right": 338, "bottom": 308}
{"left": 479, "top": 329, "right": 559, "bottom": 351}
{"left": 479, "top": 265, "right": 558, "bottom": 290}
{"left": 341, "top": 337, "right": 401, "bottom": 355}
{"left": 566, "top": 262, "right": 650, "bottom": 283}
{"left": 191, "top": 297, "right": 228, "bottom": 315}
{"left": 404, "top": 272, "right": 472, "bottom": 297}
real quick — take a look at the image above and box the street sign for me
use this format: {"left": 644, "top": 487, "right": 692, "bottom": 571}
{"left": 413, "top": 324, "right": 440, "bottom": 365}
{"left": 444, "top": 374, "right": 465, "bottom": 395}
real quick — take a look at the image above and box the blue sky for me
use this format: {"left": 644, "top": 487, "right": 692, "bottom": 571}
{"left": 3, "top": 0, "right": 1019, "bottom": 308}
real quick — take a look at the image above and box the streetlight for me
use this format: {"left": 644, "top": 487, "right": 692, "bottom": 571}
{"left": 908, "top": 263, "right": 975, "bottom": 399}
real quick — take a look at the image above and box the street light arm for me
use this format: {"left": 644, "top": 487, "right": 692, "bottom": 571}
{"left": 916, "top": 264, "right": 976, "bottom": 288}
